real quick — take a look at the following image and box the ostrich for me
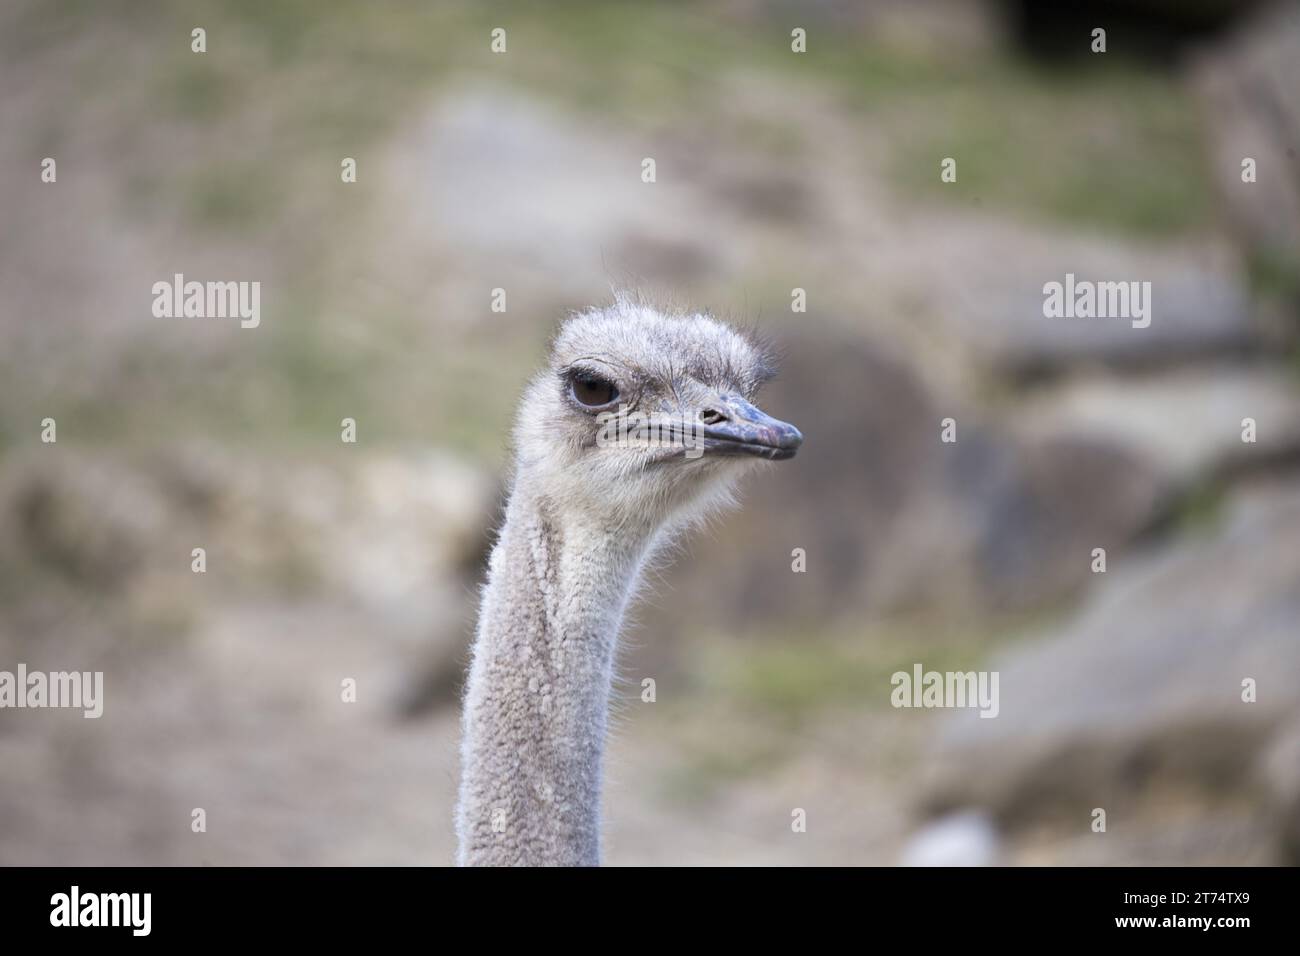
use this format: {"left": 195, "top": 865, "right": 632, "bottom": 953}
{"left": 455, "top": 296, "right": 803, "bottom": 866}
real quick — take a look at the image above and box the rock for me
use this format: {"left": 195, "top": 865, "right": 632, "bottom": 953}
{"left": 651, "top": 328, "right": 943, "bottom": 631}
{"left": 650, "top": 325, "right": 1175, "bottom": 635}
{"left": 0, "top": 445, "right": 492, "bottom": 674}
{"left": 1012, "top": 365, "right": 1300, "bottom": 488}
{"left": 335, "top": 451, "right": 493, "bottom": 605}
{"left": 920, "top": 224, "right": 1257, "bottom": 377}
{"left": 957, "top": 431, "right": 1165, "bottom": 611}
{"left": 920, "top": 480, "right": 1300, "bottom": 861}
{"left": 1261, "top": 716, "right": 1300, "bottom": 864}
{"left": 375, "top": 89, "right": 757, "bottom": 317}
{"left": 0, "top": 451, "right": 171, "bottom": 592}
{"left": 1192, "top": 1, "right": 1300, "bottom": 291}
{"left": 900, "top": 811, "right": 1002, "bottom": 866}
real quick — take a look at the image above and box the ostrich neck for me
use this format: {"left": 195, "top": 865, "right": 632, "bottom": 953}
{"left": 455, "top": 482, "right": 657, "bottom": 866}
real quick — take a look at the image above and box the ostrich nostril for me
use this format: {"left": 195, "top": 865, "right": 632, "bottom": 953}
{"left": 699, "top": 408, "right": 727, "bottom": 425}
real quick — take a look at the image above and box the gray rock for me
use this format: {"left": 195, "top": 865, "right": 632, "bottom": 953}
{"left": 1193, "top": 2, "right": 1300, "bottom": 282}
{"left": 921, "top": 480, "right": 1300, "bottom": 860}
{"left": 900, "top": 811, "right": 1002, "bottom": 867}
{"left": 652, "top": 328, "right": 942, "bottom": 630}
{"left": 0, "top": 452, "right": 171, "bottom": 592}
{"left": 651, "top": 325, "right": 1173, "bottom": 633}
{"left": 1012, "top": 365, "right": 1300, "bottom": 487}
{"left": 1261, "top": 716, "right": 1300, "bottom": 864}
{"left": 957, "top": 430, "right": 1165, "bottom": 611}
{"left": 931, "top": 236, "right": 1256, "bottom": 376}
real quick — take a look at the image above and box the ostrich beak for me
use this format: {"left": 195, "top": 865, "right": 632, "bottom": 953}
{"left": 697, "top": 397, "right": 803, "bottom": 461}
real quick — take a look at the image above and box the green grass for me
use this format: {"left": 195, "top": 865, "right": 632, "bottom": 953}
{"left": 479, "top": 2, "right": 1214, "bottom": 236}
{"left": 0, "top": 310, "right": 535, "bottom": 463}
{"left": 649, "top": 617, "right": 1035, "bottom": 801}
{"left": 884, "top": 58, "right": 1212, "bottom": 236}
{"left": 1247, "top": 247, "right": 1300, "bottom": 306}
{"left": 692, "top": 621, "right": 1009, "bottom": 725}
{"left": 160, "top": 0, "right": 1212, "bottom": 242}
{"left": 1, "top": 0, "right": 1222, "bottom": 459}
{"left": 185, "top": 160, "right": 282, "bottom": 229}
{"left": 655, "top": 733, "right": 791, "bottom": 805}
{"left": 1170, "top": 479, "right": 1228, "bottom": 536}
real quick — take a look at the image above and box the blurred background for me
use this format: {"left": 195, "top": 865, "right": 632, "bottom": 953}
{"left": 2, "top": 0, "right": 1298, "bottom": 865}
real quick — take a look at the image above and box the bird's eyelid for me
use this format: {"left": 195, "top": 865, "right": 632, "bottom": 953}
{"left": 561, "top": 365, "right": 619, "bottom": 391}
{"left": 561, "top": 356, "right": 625, "bottom": 379}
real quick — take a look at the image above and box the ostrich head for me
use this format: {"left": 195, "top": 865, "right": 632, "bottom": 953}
{"left": 512, "top": 297, "right": 803, "bottom": 530}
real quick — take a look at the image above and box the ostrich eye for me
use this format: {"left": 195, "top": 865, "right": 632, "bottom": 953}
{"left": 570, "top": 371, "right": 619, "bottom": 408}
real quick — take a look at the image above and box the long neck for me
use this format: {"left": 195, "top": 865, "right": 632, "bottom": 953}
{"left": 455, "top": 481, "right": 656, "bottom": 866}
